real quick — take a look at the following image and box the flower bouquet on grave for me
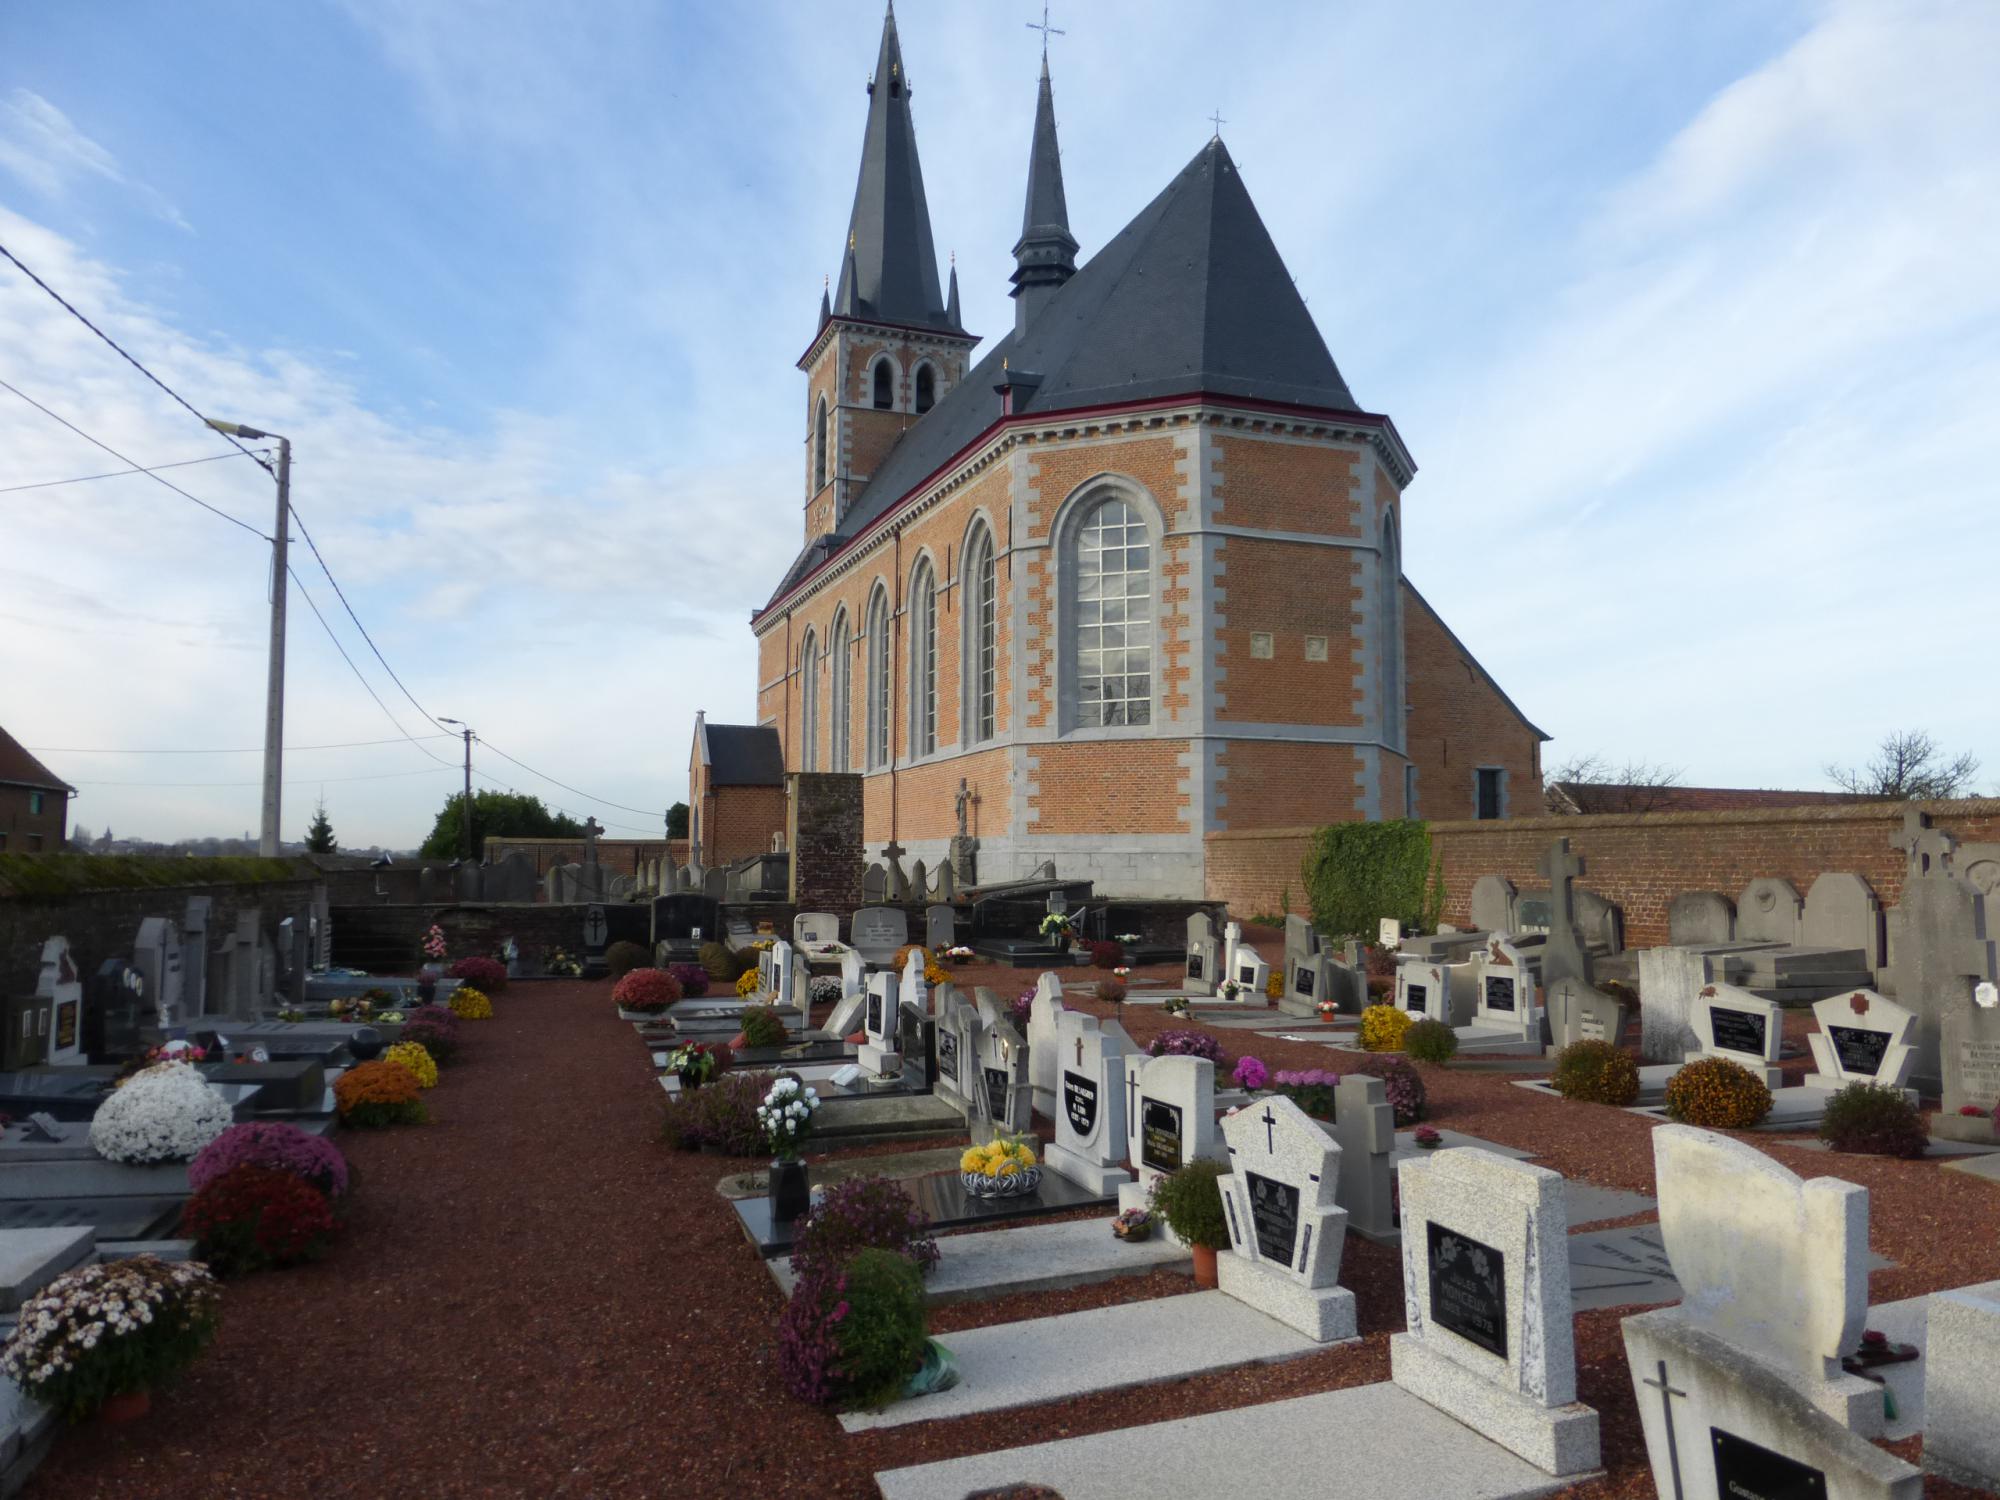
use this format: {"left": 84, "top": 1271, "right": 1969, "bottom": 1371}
{"left": 1412, "top": 1125, "right": 1443, "bottom": 1150}
{"left": 1219, "top": 978, "right": 1245, "bottom": 1002}
{"left": 1116, "top": 932, "right": 1141, "bottom": 945}
{"left": 1163, "top": 995, "right": 1190, "bottom": 1017}
{"left": 377, "top": 1010, "right": 406, "bottom": 1024}
{"left": 959, "top": 1135, "right": 1041, "bottom": 1198}
{"left": 328, "top": 996, "right": 373, "bottom": 1021}
{"left": 1111, "top": 1207, "right": 1153, "bottom": 1243}
{"left": 1112, "top": 965, "right": 1131, "bottom": 980}
{"left": 1315, "top": 998, "right": 1339, "bottom": 1021}
{"left": 945, "top": 946, "right": 975, "bottom": 965}
{"left": 1038, "top": 912, "right": 1075, "bottom": 946}
{"left": 145, "top": 1042, "right": 209, "bottom": 1066}
{"left": 276, "top": 1007, "right": 304, "bottom": 1023}
{"left": 544, "top": 947, "right": 584, "bottom": 978}
{"left": 669, "top": 1041, "right": 725, "bottom": 1091}
{"left": 757, "top": 1075, "right": 821, "bottom": 1159}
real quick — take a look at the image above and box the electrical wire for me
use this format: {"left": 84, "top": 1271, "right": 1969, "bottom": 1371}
{"left": 0, "top": 238, "right": 275, "bottom": 476}
{"left": 0, "top": 376, "right": 268, "bottom": 539}
{"left": 286, "top": 564, "right": 459, "bottom": 771}
{"left": 73, "top": 768, "right": 454, "bottom": 789}
{"left": 468, "top": 767, "right": 662, "bottom": 837}
{"left": 474, "top": 737, "right": 664, "bottom": 818}
{"left": 29, "top": 735, "right": 459, "bottom": 755}
{"left": 0, "top": 447, "right": 274, "bottom": 495}
{"left": 286, "top": 507, "right": 447, "bottom": 731}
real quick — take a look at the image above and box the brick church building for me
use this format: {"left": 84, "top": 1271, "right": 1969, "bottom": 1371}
{"left": 705, "top": 7, "right": 1542, "bottom": 899}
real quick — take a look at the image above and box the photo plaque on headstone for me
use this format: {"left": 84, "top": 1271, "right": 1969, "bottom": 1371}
{"left": 865, "top": 989, "right": 883, "bottom": 1037}
{"left": 1709, "top": 1427, "right": 1827, "bottom": 1500}
{"left": 984, "top": 1066, "right": 1009, "bottom": 1124}
{"left": 1709, "top": 1006, "right": 1768, "bottom": 1057}
{"left": 1427, "top": 1221, "right": 1508, "bottom": 1359}
{"left": 1484, "top": 974, "right": 1517, "bottom": 1013}
{"left": 1140, "top": 1099, "right": 1184, "bottom": 1175}
{"left": 1295, "top": 963, "right": 1315, "bottom": 998}
{"left": 1187, "top": 951, "right": 1205, "bottom": 982}
{"left": 1247, "top": 1171, "right": 1302, "bottom": 1267}
{"left": 937, "top": 1032, "right": 959, "bottom": 1082}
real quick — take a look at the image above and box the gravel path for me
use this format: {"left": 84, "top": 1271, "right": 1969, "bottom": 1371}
{"left": 24, "top": 950, "right": 2000, "bottom": 1499}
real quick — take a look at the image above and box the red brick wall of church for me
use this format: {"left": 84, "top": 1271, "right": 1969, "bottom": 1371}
{"left": 1401, "top": 585, "right": 1541, "bottom": 822}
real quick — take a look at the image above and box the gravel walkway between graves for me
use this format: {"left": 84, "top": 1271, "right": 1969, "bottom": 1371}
{"left": 26, "top": 942, "right": 2000, "bottom": 1500}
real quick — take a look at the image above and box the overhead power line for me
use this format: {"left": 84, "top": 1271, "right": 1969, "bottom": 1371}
{"left": 74, "top": 767, "right": 454, "bottom": 789}
{"left": 0, "top": 376, "right": 267, "bottom": 539}
{"left": 30, "top": 734, "right": 458, "bottom": 755}
{"left": 468, "top": 766, "right": 660, "bottom": 837}
{"left": 474, "top": 737, "right": 664, "bottom": 818}
{"left": 286, "top": 564, "right": 458, "bottom": 772}
{"left": 0, "top": 447, "right": 273, "bottom": 495}
{"left": 0, "top": 238, "right": 274, "bottom": 475}
{"left": 287, "top": 507, "right": 445, "bottom": 731}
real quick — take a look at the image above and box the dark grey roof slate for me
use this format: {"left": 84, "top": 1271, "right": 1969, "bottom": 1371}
{"left": 769, "top": 137, "right": 1361, "bottom": 610}
{"left": 830, "top": 6, "right": 961, "bottom": 334}
{"left": 703, "top": 723, "right": 786, "bottom": 787}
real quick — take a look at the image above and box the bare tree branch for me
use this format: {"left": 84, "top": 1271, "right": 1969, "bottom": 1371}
{"left": 1545, "top": 753, "right": 1686, "bottom": 814}
{"left": 1825, "top": 730, "right": 1982, "bottom": 800}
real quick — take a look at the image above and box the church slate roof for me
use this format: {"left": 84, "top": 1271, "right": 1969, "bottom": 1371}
{"left": 766, "top": 136, "right": 1365, "bottom": 610}
{"left": 700, "top": 723, "right": 786, "bottom": 788}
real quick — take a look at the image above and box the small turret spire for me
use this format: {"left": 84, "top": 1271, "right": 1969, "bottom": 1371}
{"left": 946, "top": 255, "right": 961, "bottom": 328}
{"left": 1010, "top": 44, "right": 1078, "bottom": 334}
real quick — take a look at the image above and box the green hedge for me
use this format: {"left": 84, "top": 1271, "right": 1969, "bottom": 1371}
{"left": 1300, "top": 820, "right": 1444, "bottom": 941}
{"left": 0, "top": 853, "right": 307, "bottom": 899}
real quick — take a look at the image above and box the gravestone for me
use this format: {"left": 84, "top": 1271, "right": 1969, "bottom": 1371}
{"left": 895, "top": 1002, "right": 934, "bottom": 1090}
{"left": 1042, "top": 1011, "right": 1133, "bottom": 1194}
{"left": 133, "top": 917, "right": 187, "bottom": 1030}
{"left": 933, "top": 987, "right": 980, "bottom": 1119}
{"left": 1469, "top": 874, "right": 1516, "bottom": 936}
{"left": 1537, "top": 839, "right": 1593, "bottom": 994}
{"left": 1283, "top": 914, "right": 1319, "bottom": 984}
{"left": 769, "top": 940, "right": 801, "bottom": 1018}
{"left": 1667, "top": 891, "right": 1735, "bottom": 946}
{"left": 1737, "top": 877, "right": 1805, "bottom": 946}
{"left": 925, "top": 904, "right": 955, "bottom": 953}
{"left": 1924, "top": 1286, "right": 2000, "bottom": 1492}
{"left": 973, "top": 1003, "right": 1032, "bottom": 1140}
{"left": 1395, "top": 958, "right": 1446, "bottom": 1021}
{"left": 910, "top": 859, "right": 928, "bottom": 903}
{"left": 1547, "top": 976, "right": 1629, "bottom": 1052}
{"left": 419, "top": 865, "right": 444, "bottom": 903}
{"left": 1620, "top": 1128, "right": 1914, "bottom": 1500}
{"left": 884, "top": 841, "right": 910, "bottom": 901}
{"left": 824, "top": 951, "right": 869, "bottom": 1037}
{"left": 934, "top": 858, "right": 956, "bottom": 901}
{"left": 1459, "top": 935, "right": 1544, "bottom": 1050}
{"left": 1802, "top": 872, "right": 1886, "bottom": 970}
{"left": 1888, "top": 808, "right": 1997, "bottom": 1094}
{"left": 898, "top": 949, "right": 929, "bottom": 1016}
{"left": 652, "top": 893, "right": 721, "bottom": 957}
{"left": 181, "top": 897, "right": 212, "bottom": 1019}
{"left": 1120, "top": 1054, "right": 1217, "bottom": 1211}
{"left": 1933, "top": 991, "right": 2000, "bottom": 1144}
{"left": 488, "top": 850, "right": 537, "bottom": 903}
{"left": 1184, "top": 912, "right": 1219, "bottom": 998}
{"left": 84, "top": 958, "right": 146, "bottom": 1062}
{"left": 858, "top": 973, "right": 901, "bottom": 1076}
{"left": 582, "top": 904, "right": 610, "bottom": 977}
{"left": 1229, "top": 942, "right": 1271, "bottom": 1000}
{"left": 1689, "top": 982, "right": 1784, "bottom": 1088}
{"left": 454, "top": 860, "right": 483, "bottom": 903}
{"left": 1325, "top": 1072, "right": 1397, "bottom": 1243}
{"left": 794, "top": 911, "right": 843, "bottom": 949}
{"left": 1026, "top": 972, "right": 1065, "bottom": 1118}
{"left": 1804, "top": 988, "right": 1916, "bottom": 1094}
{"left": 861, "top": 862, "right": 887, "bottom": 903}
{"left": 1215, "top": 1093, "right": 1358, "bottom": 1343}
{"left": 1393, "top": 1147, "right": 1600, "bottom": 1476}
{"left": 1282, "top": 947, "right": 1346, "bottom": 1018}
{"left": 701, "top": 868, "right": 727, "bottom": 901}
{"left": 850, "top": 906, "right": 909, "bottom": 966}
{"left": 37, "top": 937, "right": 85, "bottom": 1067}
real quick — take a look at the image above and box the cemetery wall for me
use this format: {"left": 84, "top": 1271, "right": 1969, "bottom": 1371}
{"left": 1200, "top": 799, "right": 2000, "bottom": 938}
{"left": 789, "top": 771, "right": 863, "bottom": 911}
{"left": 1401, "top": 586, "right": 1545, "bottom": 823}
{"left": 1, "top": 874, "right": 322, "bottom": 996}
{"left": 314, "top": 865, "right": 424, "bottom": 905}
{"left": 482, "top": 837, "right": 682, "bottom": 878}
{"left": 328, "top": 903, "right": 581, "bottom": 972}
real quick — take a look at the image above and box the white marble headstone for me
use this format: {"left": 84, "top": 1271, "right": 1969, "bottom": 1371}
{"left": 1215, "top": 1094, "right": 1356, "bottom": 1343}
{"left": 1122, "top": 1054, "right": 1216, "bottom": 1197}
{"left": 1805, "top": 988, "right": 1916, "bottom": 1091}
{"left": 1043, "top": 1010, "right": 1133, "bottom": 1193}
{"left": 1026, "top": 972, "right": 1066, "bottom": 1117}
{"left": 1690, "top": 981, "right": 1783, "bottom": 1084}
{"left": 36, "top": 935, "right": 84, "bottom": 1067}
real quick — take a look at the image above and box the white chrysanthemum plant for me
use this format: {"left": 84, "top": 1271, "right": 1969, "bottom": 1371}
{"left": 89, "top": 1061, "right": 234, "bottom": 1165}
{"left": 754, "top": 1075, "right": 821, "bottom": 1161}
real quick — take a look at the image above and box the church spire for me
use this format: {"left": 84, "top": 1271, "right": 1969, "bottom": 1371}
{"left": 830, "top": 2, "right": 959, "bottom": 332}
{"left": 1010, "top": 46, "right": 1078, "bottom": 335}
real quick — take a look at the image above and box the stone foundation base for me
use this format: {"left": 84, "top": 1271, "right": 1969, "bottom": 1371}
{"left": 1391, "top": 1333, "right": 1601, "bottom": 1477}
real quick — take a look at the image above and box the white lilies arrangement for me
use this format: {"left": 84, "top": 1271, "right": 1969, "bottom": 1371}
{"left": 756, "top": 1075, "right": 821, "bottom": 1160}
{"left": 89, "top": 1061, "right": 233, "bottom": 1165}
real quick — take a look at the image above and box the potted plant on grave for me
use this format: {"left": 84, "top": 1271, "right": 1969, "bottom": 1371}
{"left": 0, "top": 1255, "right": 221, "bottom": 1422}
{"left": 1038, "top": 910, "right": 1076, "bottom": 953}
{"left": 543, "top": 946, "right": 584, "bottom": 978}
{"left": 669, "top": 1040, "right": 725, "bottom": 1092}
{"left": 757, "top": 1074, "right": 822, "bottom": 1222}
{"left": 417, "top": 925, "right": 448, "bottom": 1001}
{"left": 1314, "top": 998, "right": 1338, "bottom": 1022}
{"left": 1218, "top": 977, "right": 1245, "bottom": 1003}
{"left": 1152, "top": 1159, "right": 1231, "bottom": 1287}
{"left": 959, "top": 1135, "right": 1041, "bottom": 1199}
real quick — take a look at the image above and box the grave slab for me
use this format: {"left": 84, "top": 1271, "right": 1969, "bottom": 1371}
{"left": 1941, "top": 1152, "right": 2000, "bottom": 1184}
{"left": 874, "top": 1380, "right": 1574, "bottom": 1500}
{"left": 839, "top": 1289, "right": 1318, "bottom": 1432}
{"left": 732, "top": 1166, "right": 1114, "bottom": 1257}
{"left": 769, "top": 1214, "right": 1190, "bottom": 1302}
{"left": 0, "top": 1226, "right": 93, "bottom": 1311}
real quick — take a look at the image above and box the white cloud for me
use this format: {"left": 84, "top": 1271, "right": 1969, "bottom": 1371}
{"left": 0, "top": 89, "right": 191, "bottom": 230}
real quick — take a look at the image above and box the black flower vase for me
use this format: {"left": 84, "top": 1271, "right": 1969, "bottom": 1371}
{"left": 770, "top": 1157, "right": 811, "bottom": 1222}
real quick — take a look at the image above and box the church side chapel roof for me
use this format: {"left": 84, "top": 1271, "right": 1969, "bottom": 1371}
{"left": 0, "top": 724, "right": 73, "bottom": 793}
{"left": 700, "top": 723, "right": 787, "bottom": 787}
{"left": 769, "top": 21, "right": 1371, "bottom": 614}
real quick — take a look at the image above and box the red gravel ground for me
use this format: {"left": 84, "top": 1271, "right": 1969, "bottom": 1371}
{"left": 24, "top": 941, "right": 2000, "bottom": 1499}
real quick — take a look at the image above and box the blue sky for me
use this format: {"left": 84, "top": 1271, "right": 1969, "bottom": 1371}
{"left": 2, "top": 0, "right": 1995, "bottom": 847}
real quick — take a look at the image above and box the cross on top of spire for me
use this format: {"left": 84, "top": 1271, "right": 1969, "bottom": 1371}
{"left": 1210, "top": 108, "right": 1228, "bottom": 138}
{"left": 1027, "top": 2, "right": 1064, "bottom": 53}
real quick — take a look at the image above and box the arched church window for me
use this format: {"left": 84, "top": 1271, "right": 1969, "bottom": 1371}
{"left": 964, "top": 526, "right": 997, "bottom": 742}
{"left": 798, "top": 630, "right": 819, "bottom": 772}
{"left": 1073, "top": 497, "right": 1152, "bottom": 728}
{"left": 830, "top": 610, "right": 851, "bottom": 772}
{"left": 865, "top": 586, "right": 892, "bottom": 769}
{"left": 914, "top": 363, "right": 936, "bottom": 414}
{"left": 909, "top": 559, "right": 938, "bottom": 757}
{"left": 872, "top": 358, "right": 894, "bottom": 410}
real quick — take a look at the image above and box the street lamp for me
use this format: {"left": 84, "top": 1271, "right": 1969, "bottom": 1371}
{"left": 437, "top": 718, "right": 475, "bottom": 862}
{"left": 206, "top": 418, "right": 291, "bottom": 858}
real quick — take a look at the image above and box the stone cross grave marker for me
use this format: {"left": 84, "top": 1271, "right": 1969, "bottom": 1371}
{"left": 1026, "top": 971, "right": 1065, "bottom": 1117}
{"left": 37, "top": 936, "right": 84, "bottom": 1066}
{"left": 1392, "top": 1146, "right": 1600, "bottom": 1477}
{"left": 1216, "top": 1092, "right": 1358, "bottom": 1343}
{"left": 1185, "top": 911, "right": 1219, "bottom": 997}
{"left": 1690, "top": 982, "right": 1784, "bottom": 1088}
{"left": 1888, "top": 807, "right": 1997, "bottom": 1094}
{"left": 1042, "top": 1010, "right": 1132, "bottom": 1194}
{"left": 1804, "top": 988, "right": 1916, "bottom": 1093}
{"left": 1537, "top": 838, "right": 1592, "bottom": 993}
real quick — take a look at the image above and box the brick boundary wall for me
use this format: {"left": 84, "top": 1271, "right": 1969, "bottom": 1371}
{"left": 789, "top": 772, "right": 864, "bottom": 913}
{"left": 1207, "top": 798, "right": 2000, "bottom": 946}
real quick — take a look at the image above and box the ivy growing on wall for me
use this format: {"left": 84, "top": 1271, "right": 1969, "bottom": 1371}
{"left": 1300, "top": 820, "right": 1444, "bottom": 940}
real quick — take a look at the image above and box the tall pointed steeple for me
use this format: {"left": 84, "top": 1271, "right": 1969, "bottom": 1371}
{"left": 830, "top": 3, "right": 960, "bottom": 332}
{"left": 1011, "top": 47, "right": 1078, "bottom": 334}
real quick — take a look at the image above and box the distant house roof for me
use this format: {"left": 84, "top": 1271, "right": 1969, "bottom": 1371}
{"left": 699, "top": 722, "right": 786, "bottom": 788}
{"left": 1545, "top": 783, "right": 1872, "bottom": 816}
{"left": 0, "top": 726, "right": 73, "bottom": 794}
{"left": 766, "top": 136, "right": 1375, "bottom": 611}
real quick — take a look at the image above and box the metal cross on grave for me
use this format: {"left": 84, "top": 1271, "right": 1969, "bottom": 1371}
{"left": 1075, "top": 1034, "right": 1085, "bottom": 1067}
{"left": 1640, "top": 1359, "right": 1689, "bottom": 1500}
{"left": 1125, "top": 1064, "right": 1142, "bottom": 1122}
{"left": 1260, "top": 1105, "right": 1278, "bottom": 1153}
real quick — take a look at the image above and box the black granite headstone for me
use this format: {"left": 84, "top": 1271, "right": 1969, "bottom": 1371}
{"left": 84, "top": 959, "right": 146, "bottom": 1062}
{"left": 1483, "top": 974, "right": 1516, "bottom": 1014}
{"left": 1709, "top": 1428, "right": 1827, "bottom": 1500}
{"left": 1246, "top": 1171, "right": 1300, "bottom": 1265}
{"left": 1710, "top": 1006, "right": 1768, "bottom": 1057}
{"left": 1427, "top": 1221, "right": 1508, "bottom": 1358}
{"left": 1827, "top": 1026, "right": 1890, "bottom": 1077}
{"left": 1140, "top": 1099, "right": 1183, "bottom": 1174}
{"left": 937, "top": 1032, "right": 959, "bottom": 1082}
{"left": 1062, "top": 1070, "right": 1098, "bottom": 1135}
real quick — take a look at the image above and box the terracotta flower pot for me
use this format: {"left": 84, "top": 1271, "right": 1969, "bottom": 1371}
{"left": 1190, "top": 1243, "right": 1219, "bottom": 1289}
{"left": 97, "top": 1389, "right": 151, "bottom": 1424}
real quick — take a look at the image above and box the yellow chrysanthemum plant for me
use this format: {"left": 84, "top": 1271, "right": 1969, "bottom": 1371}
{"left": 959, "top": 1135, "right": 1039, "bottom": 1188}
{"left": 448, "top": 986, "right": 493, "bottom": 1021}
{"left": 734, "top": 968, "right": 761, "bottom": 999}
{"left": 382, "top": 1040, "right": 438, "bottom": 1089}
{"left": 1358, "top": 1003, "right": 1413, "bottom": 1053}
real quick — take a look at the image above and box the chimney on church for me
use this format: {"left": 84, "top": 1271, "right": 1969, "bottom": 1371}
{"left": 1010, "top": 49, "right": 1078, "bottom": 336}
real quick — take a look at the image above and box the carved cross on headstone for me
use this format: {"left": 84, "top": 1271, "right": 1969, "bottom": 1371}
{"left": 1125, "top": 1064, "right": 1144, "bottom": 1123}
{"left": 1075, "top": 1035, "right": 1085, "bottom": 1067}
{"left": 1261, "top": 1105, "right": 1278, "bottom": 1153}
{"left": 1640, "top": 1360, "right": 1688, "bottom": 1500}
